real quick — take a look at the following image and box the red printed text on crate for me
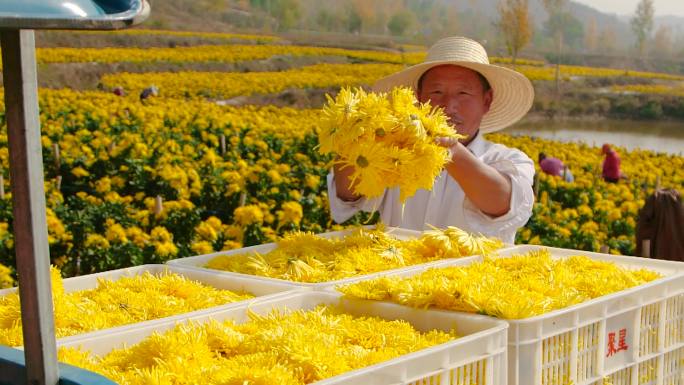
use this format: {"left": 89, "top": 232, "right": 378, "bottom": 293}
{"left": 606, "top": 328, "right": 629, "bottom": 357}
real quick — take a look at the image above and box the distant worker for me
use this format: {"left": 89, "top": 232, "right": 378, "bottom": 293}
{"left": 539, "top": 152, "right": 574, "bottom": 183}
{"left": 112, "top": 86, "right": 125, "bottom": 96}
{"left": 538, "top": 152, "right": 563, "bottom": 177}
{"left": 601, "top": 144, "right": 622, "bottom": 183}
{"left": 140, "top": 85, "right": 159, "bottom": 103}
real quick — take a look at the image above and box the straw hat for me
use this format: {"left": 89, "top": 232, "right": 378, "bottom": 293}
{"left": 373, "top": 36, "right": 534, "bottom": 133}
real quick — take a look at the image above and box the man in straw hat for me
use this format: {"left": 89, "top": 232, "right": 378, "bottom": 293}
{"left": 327, "top": 36, "right": 535, "bottom": 244}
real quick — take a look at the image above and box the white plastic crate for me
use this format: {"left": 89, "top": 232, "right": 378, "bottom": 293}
{"left": 334, "top": 245, "right": 684, "bottom": 385}
{"left": 58, "top": 291, "right": 508, "bottom": 385}
{"left": 166, "top": 226, "right": 435, "bottom": 290}
{"left": 0, "top": 264, "right": 301, "bottom": 344}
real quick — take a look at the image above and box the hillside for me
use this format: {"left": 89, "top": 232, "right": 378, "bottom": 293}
{"left": 32, "top": 0, "right": 684, "bottom": 75}
{"left": 135, "top": 0, "right": 683, "bottom": 53}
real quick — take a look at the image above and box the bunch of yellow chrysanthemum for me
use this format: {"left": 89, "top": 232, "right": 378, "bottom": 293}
{"left": 0, "top": 268, "right": 253, "bottom": 346}
{"left": 205, "top": 225, "right": 502, "bottom": 283}
{"left": 339, "top": 249, "right": 661, "bottom": 319}
{"left": 59, "top": 305, "right": 458, "bottom": 385}
{"left": 318, "top": 87, "right": 463, "bottom": 202}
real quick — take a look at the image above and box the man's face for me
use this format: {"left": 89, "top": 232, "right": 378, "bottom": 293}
{"left": 417, "top": 65, "right": 493, "bottom": 142}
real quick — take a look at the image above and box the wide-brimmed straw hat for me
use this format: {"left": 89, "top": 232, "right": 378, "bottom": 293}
{"left": 373, "top": 36, "right": 534, "bottom": 133}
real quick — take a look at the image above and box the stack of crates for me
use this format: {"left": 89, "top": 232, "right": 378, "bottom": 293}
{"left": 3, "top": 227, "right": 682, "bottom": 384}
{"left": 313, "top": 244, "right": 684, "bottom": 385}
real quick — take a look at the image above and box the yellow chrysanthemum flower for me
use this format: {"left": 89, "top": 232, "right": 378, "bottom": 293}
{"left": 233, "top": 205, "right": 264, "bottom": 226}
{"left": 0, "top": 264, "right": 13, "bottom": 289}
{"left": 206, "top": 225, "right": 501, "bottom": 283}
{"left": 59, "top": 306, "right": 458, "bottom": 385}
{"left": 277, "top": 201, "right": 303, "bottom": 225}
{"left": 0, "top": 269, "right": 253, "bottom": 346}
{"left": 340, "top": 249, "right": 661, "bottom": 319}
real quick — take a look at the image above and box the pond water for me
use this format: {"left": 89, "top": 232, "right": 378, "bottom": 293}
{"left": 503, "top": 119, "right": 684, "bottom": 156}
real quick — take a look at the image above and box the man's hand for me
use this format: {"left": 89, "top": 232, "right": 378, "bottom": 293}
{"left": 435, "top": 136, "right": 461, "bottom": 161}
{"left": 333, "top": 160, "right": 361, "bottom": 202}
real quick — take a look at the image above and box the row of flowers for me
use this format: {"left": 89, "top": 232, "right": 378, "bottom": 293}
{"left": 10, "top": 42, "right": 679, "bottom": 83}
{"left": 611, "top": 83, "right": 684, "bottom": 97}
{"left": 509, "top": 65, "right": 684, "bottom": 82}
{"left": 30, "top": 44, "right": 543, "bottom": 68}
{"left": 21, "top": 44, "right": 424, "bottom": 67}
{"left": 98, "top": 63, "right": 684, "bottom": 101}
{"left": 0, "top": 89, "right": 681, "bottom": 279}
{"left": 100, "top": 63, "right": 402, "bottom": 99}
{"left": 73, "top": 29, "right": 281, "bottom": 43}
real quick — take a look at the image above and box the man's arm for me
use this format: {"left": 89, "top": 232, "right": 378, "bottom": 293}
{"left": 445, "top": 142, "right": 512, "bottom": 217}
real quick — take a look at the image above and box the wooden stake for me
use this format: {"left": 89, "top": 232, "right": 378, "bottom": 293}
{"left": 239, "top": 191, "right": 247, "bottom": 207}
{"left": 220, "top": 134, "right": 226, "bottom": 155}
{"left": 154, "top": 195, "right": 163, "bottom": 216}
{"left": 0, "top": 175, "right": 4, "bottom": 199}
{"left": 55, "top": 175, "right": 62, "bottom": 191}
{"left": 52, "top": 143, "right": 60, "bottom": 169}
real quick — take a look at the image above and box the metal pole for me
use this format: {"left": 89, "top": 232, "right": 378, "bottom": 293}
{"left": 1, "top": 29, "right": 59, "bottom": 385}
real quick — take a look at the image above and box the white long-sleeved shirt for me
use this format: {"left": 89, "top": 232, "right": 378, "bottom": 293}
{"left": 327, "top": 133, "right": 535, "bottom": 244}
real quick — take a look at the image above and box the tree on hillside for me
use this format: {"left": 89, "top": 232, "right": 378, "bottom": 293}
{"left": 349, "top": 0, "right": 375, "bottom": 34}
{"left": 273, "top": 0, "right": 301, "bottom": 31}
{"left": 630, "top": 0, "right": 655, "bottom": 56}
{"left": 542, "top": 0, "right": 566, "bottom": 95}
{"left": 584, "top": 17, "right": 598, "bottom": 53}
{"left": 543, "top": 12, "right": 583, "bottom": 51}
{"left": 398, "top": 0, "right": 459, "bottom": 41}
{"left": 597, "top": 26, "right": 617, "bottom": 54}
{"left": 496, "top": 0, "right": 533, "bottom": 68}
{"left": 653, "top": 25, "right": 673, "bottom": 57}
{"left": 316, "top": 9, "right": 343, "bottom": 32}
{"left": 247, "top": 0, "right": 301, "bottom": 31}
{"left": 346, "top": 5, "right": 363, "bottom": 34}
{"left": 388, "top": 9, "right": 416, "bottom": 36}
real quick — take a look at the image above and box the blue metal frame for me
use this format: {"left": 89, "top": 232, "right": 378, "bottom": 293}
{"left": 0, "top": 346, "right": 116, "bottom": 385}
{"left": 0, "top": 0, "right": 150, "bottom": 30}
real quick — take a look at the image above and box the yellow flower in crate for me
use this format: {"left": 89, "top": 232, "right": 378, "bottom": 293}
{"left": 206, "top": 225, "right": 502, "bottom": 283}
{"left": 339, "top": 249, "right": 661, "bottom": 319}
{"left": 407, "top": 226, "right": 503, "bottom": 260}
{"left": 0, "top": 268, "right": 253, "bottom": 346}
{"left": 318, "top": 87, "right": 463, "bottom": 202}
{"left": 59, "top": 306, "right": 457, "bottom": 385}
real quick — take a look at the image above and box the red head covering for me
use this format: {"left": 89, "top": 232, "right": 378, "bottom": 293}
{"left": 601, "top": 144, "right": 612, "bottom": 154}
